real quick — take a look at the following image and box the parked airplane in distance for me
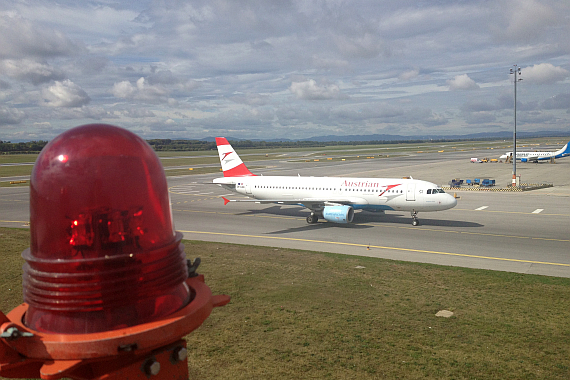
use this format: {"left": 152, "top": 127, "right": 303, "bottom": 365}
{"left": 213, "top": 138, "right": 457, "bottom": 226}
{"left": 499, "top": 141, "right": 570, "bottom": 162}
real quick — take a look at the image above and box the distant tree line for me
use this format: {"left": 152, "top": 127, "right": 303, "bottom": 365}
{"left": 0, "top": 141, "right": 48, "bottom": 154}
{"left": 2, "top": 137, "right": 465, "bottom": 154}
{"left": 146, "top": 138, "right": 433, "bottom": 151}
{"left": 146, "top": 139, "right": 215, "bottom": 151}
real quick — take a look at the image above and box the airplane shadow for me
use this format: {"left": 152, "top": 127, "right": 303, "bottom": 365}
{"left": 236, "top": 206, "right": 307, "bottom": 218}
{"left": 238, "top": 206, "right": 483, "bottom": 232}
{"left": 356, "top": 212, "right": 483, "bottom": 228}
{"left": 266, "top": 222, "right": 374, "bottom": 235}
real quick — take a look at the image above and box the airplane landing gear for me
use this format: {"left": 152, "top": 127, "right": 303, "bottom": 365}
{"left": 411, "top": 211, "right": 420, "bottom": 226}
{"left": 306, "top": 213, "right": 319, "bottom": 224}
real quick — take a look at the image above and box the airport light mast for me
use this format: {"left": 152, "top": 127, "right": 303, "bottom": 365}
{"left": 510, "top": 65, "right": 522, "bottom": 186}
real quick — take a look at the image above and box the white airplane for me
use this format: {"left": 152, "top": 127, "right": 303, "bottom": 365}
{"left": 212, "top": 138, "right": 457, "bottom": 226}
{"left": 499, "top": 141, "right": 570, "bottom": 162}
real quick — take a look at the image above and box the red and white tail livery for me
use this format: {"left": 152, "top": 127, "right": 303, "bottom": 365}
{"left": 213, "top": 137, "right": 457, "bottom": 226}
{"left": 215, "top": 137, "right": 254, "bottom": 177}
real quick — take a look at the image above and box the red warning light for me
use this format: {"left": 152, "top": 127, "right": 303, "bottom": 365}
{"left": 23, "top": 124, "right": 190, "bottom": 334}
{"left": 0, "top": 124, "right": 229, "bottom": 380}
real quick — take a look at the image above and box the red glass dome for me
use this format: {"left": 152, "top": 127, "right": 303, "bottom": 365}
{"left": 22, "top": 124, "right": 190, "bottom": 334}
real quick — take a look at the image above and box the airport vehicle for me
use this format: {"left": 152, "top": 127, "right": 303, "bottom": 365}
{"left": 213, "top": 138, "right": 457, "bottom": 226}
{"left": 499, "top": 141, "right": 570, "bottom": 162}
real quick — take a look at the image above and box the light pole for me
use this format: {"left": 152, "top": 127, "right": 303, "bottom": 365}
{"left": 509, "top": 65, "right": 522, "bottom": 186}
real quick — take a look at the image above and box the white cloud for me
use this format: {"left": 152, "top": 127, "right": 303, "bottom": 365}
{"left": 399, "top": 69, "right": 420, "bottom": 81}
{"left": 541, "top": 94, "right": 570, "bottom": 110}
{"left": 112, "top": 77, "right": 172, "bottom": 104}
{"left": 447, "top": 74, "right": 480, "bottom": 91}
{"left": 112, "top": 80, "right": 137, "bottom": 99}
{"left": 503, "top": 0, "right": 558, "bottom": 42}
{"left": 0, "top": 13, "right": 81, "bottom": 59}
{"left": 522, "top": 63, "right": 569, "bottom": 85}
{"left": 230, "top": 93, "right": 270, "bottom": 106}
{"left": 41, "top": 80, "right": 90, "bottom": 107}
{"left": 121, "top": 108, "right": 156, "bottom": 118}
{"left": 0, "top": 59, "right": 65, "bottom": 85}
{"left": 334, "top": 33, "right": 385, "bottom": 59}
{"left": 290, "top": 79, "right": 346, "bottom": 100}
{"left": 0, "top": 106, "right": 26, "bottom": 125}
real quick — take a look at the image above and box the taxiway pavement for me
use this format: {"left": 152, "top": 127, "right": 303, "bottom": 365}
{"left": 2, "top": 147, "right": 569, "bottom": 278}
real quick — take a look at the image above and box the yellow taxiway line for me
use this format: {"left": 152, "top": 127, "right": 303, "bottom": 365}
{"left": 179, "top": 230, "right": 570, "bottom": 268}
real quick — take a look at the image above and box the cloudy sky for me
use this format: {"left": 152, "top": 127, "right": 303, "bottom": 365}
{"left": 1, "top": 0, "right": 569, "bottom": 141}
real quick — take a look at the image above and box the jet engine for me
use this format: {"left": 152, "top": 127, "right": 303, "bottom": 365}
{"left": 521, "top": 158, "right": 528, "bottom": 162}
{"left": 322, "top": 205, "right": 354, "bottom": 224}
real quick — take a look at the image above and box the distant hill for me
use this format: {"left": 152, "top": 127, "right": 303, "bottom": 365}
{"left": 202, "top": 130, "right": 569, "bottom": 143}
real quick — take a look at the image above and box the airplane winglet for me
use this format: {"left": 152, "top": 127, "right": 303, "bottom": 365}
{"left": 222, "top": 196, "right": 230, "bottom": 205}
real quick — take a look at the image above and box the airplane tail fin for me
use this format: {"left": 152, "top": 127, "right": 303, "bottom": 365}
{"left": 215, "top": 137, "right": 255, "bottom": 177}
{"left": 552, "top": 141, "right": 570, "bottom": 157}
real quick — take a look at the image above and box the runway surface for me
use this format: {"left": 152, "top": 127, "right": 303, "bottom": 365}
{"left": 2, "top": 147, "right": 569, "bottom": 278}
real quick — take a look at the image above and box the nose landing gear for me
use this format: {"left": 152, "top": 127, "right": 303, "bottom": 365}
{"left": 411, "top": 210, "right": 420, "bottom": 226}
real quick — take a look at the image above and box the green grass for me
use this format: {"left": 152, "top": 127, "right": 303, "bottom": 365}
{"left": 0, "top": 155, "right": 37, "bottom": 164}
{"left": 1, "top": 228, "right": 569, "bottom": 379}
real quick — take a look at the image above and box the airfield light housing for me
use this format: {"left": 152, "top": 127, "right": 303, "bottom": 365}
{"left": 22, "top": 124, "right": 191, "bottom": 334}
{"left": 0, "top": 124, "right": 229, "bottom": 379}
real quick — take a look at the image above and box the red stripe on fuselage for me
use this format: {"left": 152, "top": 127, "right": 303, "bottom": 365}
{"left": 378, "top": 184, "right": 401, "bottom": 196}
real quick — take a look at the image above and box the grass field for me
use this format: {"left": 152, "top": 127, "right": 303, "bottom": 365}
{"left": 1, "top": 227, "right": 569, "bottom": 379}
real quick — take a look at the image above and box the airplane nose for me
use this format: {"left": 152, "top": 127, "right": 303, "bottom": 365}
{"left": 441, "top": 193, "right": 457, "bottom": 209}
{"left": 448, "top": 194, "right": 458, "bottom": 208}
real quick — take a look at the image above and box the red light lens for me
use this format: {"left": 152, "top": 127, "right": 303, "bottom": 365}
{"left": 23, "top": 124, "right": 190, "bottom": 334}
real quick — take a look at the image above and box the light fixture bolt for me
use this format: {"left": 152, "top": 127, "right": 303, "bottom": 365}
{"left": 143, "top": 359, "right": 161, "bottom": 376}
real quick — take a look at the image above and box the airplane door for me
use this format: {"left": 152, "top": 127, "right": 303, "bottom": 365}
{"left": 245, "top": 182, "right": 253, "bottom": 195}
{"left": 406, "top": 183, "right": 416, "bottom": 201}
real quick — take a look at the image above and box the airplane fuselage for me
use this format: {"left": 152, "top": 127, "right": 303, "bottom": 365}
{"left": 213, "top": 136, "right": 457, "bottom": 225}
{"left": 217, "top": 176, "right": 456, "bottom": 213}
{"left": 499, "top": 141, "right": 570, "bottom": 162}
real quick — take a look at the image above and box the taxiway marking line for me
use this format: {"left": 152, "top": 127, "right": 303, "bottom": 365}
{"left": 532, "top": 209, "right": 544, "bottom": 214}
{"left": 475, "top": 206, "right": 488, "bottom": 211}
{"left": 179, "top": 230, "right": 570, "bottom": 268}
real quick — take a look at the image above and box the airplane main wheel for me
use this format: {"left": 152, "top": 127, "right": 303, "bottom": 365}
{"left": 412, "top": 219, "right": 419, "bottom": 226}
{"left": 307, "top": 214, "right": 318, "bottom": 224}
